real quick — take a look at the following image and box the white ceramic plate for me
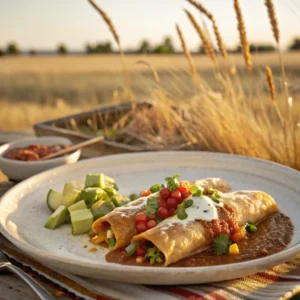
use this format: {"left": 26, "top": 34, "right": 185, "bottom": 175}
{"left": 0, "top": 152, "right": 299, "bottom": 285}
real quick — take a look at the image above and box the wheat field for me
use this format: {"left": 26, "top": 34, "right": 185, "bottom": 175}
{"left": 0, "top": 0, "right": 299, "bottom": 172}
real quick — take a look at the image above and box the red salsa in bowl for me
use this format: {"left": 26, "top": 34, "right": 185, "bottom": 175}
{"left": 3, "top": 144, "right": 71, "bottom": 161}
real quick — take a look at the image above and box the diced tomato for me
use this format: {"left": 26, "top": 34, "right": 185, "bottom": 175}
{"left": 141, "top": 190, "right": 151, "bottom": 197}
{"left": 135, "top": 212, "right": 148, "bottom": 223}
{"left": 136, "top": 246, "right": 146, "bottom": 257}
{"left": 147, "top": 220, "right": 157, "bottom": 229}
{"left": 169, "top": 207, "right": 176, "bottom": 215}
{"left": 166, "top": 197, "right": 177, "bottom": 208}
{"left": 147, "top": 214, "right": 156, "bottom": 221}
{"left": 160, "top": 187, "right": 170, "bottom": 199}
{"left": 136, "top": 222, "right": 147, "bottom": 233}
{"left": 157, "top": 207, "right": 169, "bottom": 219}
{"left": 158, "top": 199, "right": 167, "bottom": 208}
{"left": 182, "top": 192, "right": 191, "bottom": 200}
{"left": 180, "top": 180, "right": 190, "bottom": 188}
{"left": 178, "top": 184, "right": 189, "bottom": 194}
{"left": 171, "top": 190, "right": 182, "bottom": 201}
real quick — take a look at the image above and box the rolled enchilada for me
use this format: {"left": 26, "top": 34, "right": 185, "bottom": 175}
{"left": 91, "top": 178, "right": 231, "bottom": 249}
{"left": 130, "top": 191, "right": 278, "bottom": 266}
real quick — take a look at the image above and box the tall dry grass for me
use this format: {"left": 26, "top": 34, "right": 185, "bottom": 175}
{"left": 186, "top": 0, "right": 228, "bottom": 59}
{"left": 233, "top": 0, "right": 252, "bottom": 72}
{"left": 1, "top": 0, "right": 299, "bottom": 172}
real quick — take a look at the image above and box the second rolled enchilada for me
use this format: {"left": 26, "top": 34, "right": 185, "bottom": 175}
{"left": 129, "top": 190, "right": 278, "bottom": 266}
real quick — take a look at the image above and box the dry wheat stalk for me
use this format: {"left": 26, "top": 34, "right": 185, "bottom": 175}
{"left": 233, "top": 0, "right": 252, "bottom": 71}
{"left": 176, "top": 24, "right": 198, "bottom": 78}
{"left": 266, "top": 65, "right": 285, "bottom": 127}
{"left": 186, "top": 0, "right": 227, "bottom": 58}
{"left": 265, "top": 66, "right": 276, "bottom": 101}
{"left": 265, "top": 0, "right": 280, "bottom": 44}
{"left": 185, "top": 10, "right": 216, "bottom": 61}
{"left": 136, "top": 60, "right": 160, "bottom": 84}
{"left": 88, "top": 0, "right": 120, "bottom": 49}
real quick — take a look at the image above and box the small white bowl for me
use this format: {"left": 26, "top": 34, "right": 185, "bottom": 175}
{"left": 0, "top": 136, "right": 81, "bottom": 181}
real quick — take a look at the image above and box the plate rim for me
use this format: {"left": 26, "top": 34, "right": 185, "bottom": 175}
{"left": 1, "top": 151, "right": 300, "bottom": 276}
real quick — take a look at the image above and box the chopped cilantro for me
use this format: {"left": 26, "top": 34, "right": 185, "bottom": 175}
{"left": 213, "top": 233, "right": 232, "bottom": 256}
{"left": 161, "top": 184, "right": 166, "bottom": 188}
{"left": 190, "top": 185, "right": 204, "bottom": 197}
{"left": 108, "top": 238, "right": 116, "bottom": 249}
{"left": 128, "top": 193, "right": 138, "bottom": 201}
{"left": 245, "top": 221, "right": 257, "bottom": 233}
{"left": 145, "top": 197, "right": 159, "bottom": 216}
{"left": 165, "top": 174, "right": 180, "bottom": 192}
{"left": 145, "top": 246, "right": 165, "bottom": 264}
{"left": 176, "top": 199, "right": 194, "bottom": 220}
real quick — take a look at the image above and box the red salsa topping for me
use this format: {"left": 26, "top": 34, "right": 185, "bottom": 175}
{"left": 3, "top": 144, "right": 70, "bottom": 161}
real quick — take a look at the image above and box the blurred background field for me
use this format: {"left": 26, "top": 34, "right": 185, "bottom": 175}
{"left": 1, "top": 52, "right": 300, "bottom": 130}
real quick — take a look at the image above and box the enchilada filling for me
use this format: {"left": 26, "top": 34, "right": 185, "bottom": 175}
{"left": 91, "top": 174, "right": 229, "bottom": 249}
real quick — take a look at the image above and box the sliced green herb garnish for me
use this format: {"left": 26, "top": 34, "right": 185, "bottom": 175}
{"left": 190, "top": 185, "right": 204, "bottom": 197}
{"left": 211, "top": 195, "right": 220, "bottom": 204}
{"left": 161, "top": 184, "right": 166, "bottom": 188}
{"left": 125, "top": 243, "right": 137, "bottom": 256}
{"left": 209, "top": 188, "right": 222, "bottom": 204}
{"left": 245, "top": 221, "right": 257, "bottom": 233}
{"left": 108, "top": 238, "right": 116, "bottom": 249}
{"left": 145, "top": 246, "right": 165, "bottom": 264}
{"left": 165, "top": 174, "right": 180, "bottom": 192}
{"left": 145, "top": 197, "right": 159, "bottom": 216}
{"left": 150, "top": 184, "right": 161, "bottom": 193}
{"left": 213, "top": 233, "right": 232, "bottom": 256}
{"left": 176, "top": 199, "right": 194, "bottom": 220}
{"left": 128, "top": 193, "right": 138, "bottom": 201}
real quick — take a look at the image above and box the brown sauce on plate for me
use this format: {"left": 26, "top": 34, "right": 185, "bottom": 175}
{"left": 106, "top": 212, "right": 293, "bottom": 267}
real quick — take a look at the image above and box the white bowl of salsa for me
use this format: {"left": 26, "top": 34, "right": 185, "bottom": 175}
{"left": 0, "top": 136, "right": 81, "bottom": 181}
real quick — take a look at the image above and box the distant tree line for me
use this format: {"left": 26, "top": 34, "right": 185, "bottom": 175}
{"left": 1, "top": 37, "right": 300, "bottom": 57}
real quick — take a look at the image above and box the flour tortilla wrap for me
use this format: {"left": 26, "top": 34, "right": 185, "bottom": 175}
{"left": 91, "top": 178, "right": 232, "bottom": 250}
{"left": 131, "top": 191, "right": 278, "bottom": 266}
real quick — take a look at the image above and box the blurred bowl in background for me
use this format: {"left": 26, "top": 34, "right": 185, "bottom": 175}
{"left": 0, "top": 136, "right": 81, "bottom": 181}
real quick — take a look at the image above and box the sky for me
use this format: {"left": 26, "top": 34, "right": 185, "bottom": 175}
{"left": 0, "top": 0, "right": 300, "bottom": 52}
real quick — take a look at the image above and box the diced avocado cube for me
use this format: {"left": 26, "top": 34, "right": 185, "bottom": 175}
{"left": 70, "top": 209, "right": 93, "bottom": 235}
{"left": 77, "top": 187, "right": 107, "bottom": 208}
{"left": 62, "top": 189, "right": 81, "bottom": 207}
{"left": 104, "top": 187, "right": 117, "bottom": 197}
{"left": 92, "top": 200, "right": 115, "bottom": 220}
{"left": 47, "top": 190, "right": 64, "bottom": 212}
{"left": 62, "top": 181, "right": 79, "bottom": 196}
{"left": 68, "top": 200, "right": 87, "bottom": 213}
{"left": 85, "top": 174, "right": 105, "bottom": 189}
{"left": 44, "top": 205, "right": 68, "bottom": 229}
{"left": 110, "top": 197, "right": 120, "bottom": 207}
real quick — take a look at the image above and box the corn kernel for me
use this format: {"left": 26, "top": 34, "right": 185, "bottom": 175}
{"left": 229, "top": 243, "right": 239, "bottom": 255}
